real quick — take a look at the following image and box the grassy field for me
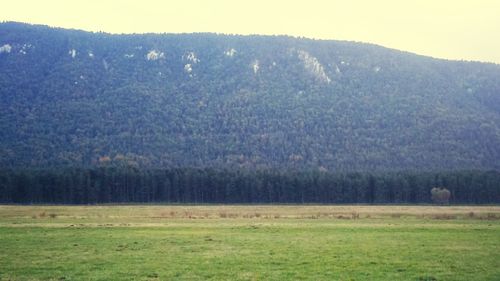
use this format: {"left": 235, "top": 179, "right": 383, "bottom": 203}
{"left": 0, "top": 205, "right": 499, "bottom": 280}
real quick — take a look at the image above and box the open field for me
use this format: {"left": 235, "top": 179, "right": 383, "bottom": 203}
{"left": 1, "top": 205, "right": 499, "bottom": 280}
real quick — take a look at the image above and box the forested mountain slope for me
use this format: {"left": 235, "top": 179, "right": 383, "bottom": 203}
{"left": 1, "top": 22, "right": 499, "bottom": 170}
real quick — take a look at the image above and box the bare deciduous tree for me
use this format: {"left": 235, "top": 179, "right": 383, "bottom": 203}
{"left": 431, "top": 187, "right": 451, "bottom": 204}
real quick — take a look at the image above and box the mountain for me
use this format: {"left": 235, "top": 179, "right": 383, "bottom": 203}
{"left": 1, "top": 22, "right": 499, "bottom": 171}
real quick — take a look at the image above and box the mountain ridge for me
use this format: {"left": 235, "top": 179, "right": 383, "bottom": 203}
{"left": 4, "top": 21, "right": 498, "bottom": 65}
{"left": 1, "top": 22, "right": 500, "bottom": 171}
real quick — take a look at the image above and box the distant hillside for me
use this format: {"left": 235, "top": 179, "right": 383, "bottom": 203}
{"left": 1, "top": 22, "right": 499, "bottom": 170}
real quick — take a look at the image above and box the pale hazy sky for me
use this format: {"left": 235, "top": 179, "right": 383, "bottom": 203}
{"left": 1, "top": 0, "right": 499, "bottom": 64}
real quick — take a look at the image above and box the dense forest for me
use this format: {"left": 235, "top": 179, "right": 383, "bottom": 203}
{"left": 1, "top": 168, "right": 498, "bottom": 204}
{"left": 1, "top": 22, "right": 500, "bottom": 171}
{"left": 0, "top": 23, "right": 499, "bottom": 204}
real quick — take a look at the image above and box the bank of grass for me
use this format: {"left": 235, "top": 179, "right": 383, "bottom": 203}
{"left": 0, "top": 205, "right": 499, "bottom": 280}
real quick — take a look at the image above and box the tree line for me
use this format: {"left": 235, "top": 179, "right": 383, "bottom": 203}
{"left": 0, "top": 168, "right": 498, "bottom": 204}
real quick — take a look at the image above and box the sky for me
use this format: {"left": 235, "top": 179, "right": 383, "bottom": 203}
{"left": 1, "top": 0, "right": 499, "bottom": 64}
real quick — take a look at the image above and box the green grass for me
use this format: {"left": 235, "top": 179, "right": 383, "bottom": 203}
{"left": 0, "top": 205, "right": 499, "bottom": 280}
